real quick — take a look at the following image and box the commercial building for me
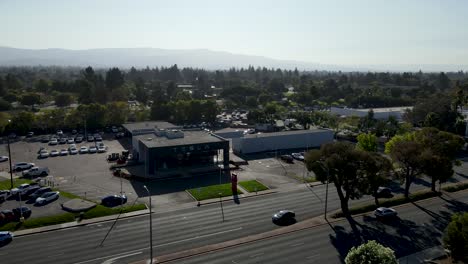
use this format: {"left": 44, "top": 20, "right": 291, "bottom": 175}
{"left": 123, "top": 122, "right": 229, "bottom": 178}
{"left": 330, "top": 106, "right": 412, "bottom": 120}
{"left": 231, "top": 129, "right": 334, "bottom": 154}
{"left": 213, "top": 128, "right": 245, "bottom": 139}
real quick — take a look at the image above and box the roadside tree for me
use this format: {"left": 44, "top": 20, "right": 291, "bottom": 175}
{"left": 345, "top": 240, "right": 397, "bottom": 264}
{"left": 356, "top": 133, "right": 378, "bottom": 152}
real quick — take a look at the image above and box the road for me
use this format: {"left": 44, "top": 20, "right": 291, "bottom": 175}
{"left": 0, "top": 179, "right": 466, "bottom": 264}
{"left": 162, "top": 192, "right": 468, "bottom": 264}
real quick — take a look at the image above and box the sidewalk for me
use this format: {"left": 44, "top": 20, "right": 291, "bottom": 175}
{"left": 398, "top": 246, "right": 447, "bottom": 264}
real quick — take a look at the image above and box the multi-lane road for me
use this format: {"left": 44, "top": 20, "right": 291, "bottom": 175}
{"left": 1, "top": 179, "right": 467, "bottom": 264}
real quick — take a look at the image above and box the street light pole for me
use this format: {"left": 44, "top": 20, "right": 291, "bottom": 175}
{"left": 143, "top": 185, "right": 153, "bottom": 264}
{"left": 7, "top": 136, "right": 13, "bottom": 189}
{"left": 324, "top": 167, "right": 329, "bottom": 220}
{"left": 219, "top": 193, "right": 225, "bottom": 222}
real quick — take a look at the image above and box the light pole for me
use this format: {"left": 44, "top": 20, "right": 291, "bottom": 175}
{"left": 219, "top": 192, "right": 225, "bottom": 222}
{"left": 315, "top": 161, "right": 330, "bottom": 220}
{"left": 143, "top": 185, "right": 153, "bottom": 264}
{"left": 7, "top": 124, "right": 13, "bottom": 189}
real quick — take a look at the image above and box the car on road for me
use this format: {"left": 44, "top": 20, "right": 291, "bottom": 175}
{"left": 69, "top": 147, "right": 78, "bottom": 155}
{"left": 89, "top": 146, "right": 97, "bottom": 153}
{"left": 87, "top": 136, "right": 94, "bottom": 142}
{"left": 0, "top": 190, "right": 11, "bottom": 202}
{"left": 272, "top": 210, "right": 296, "bottom": 225}
{"left": 38, "top": 149, "right": 49, "bottom": 159}
{"left": 291, "top": 153, "right": 305, "bottom": 161}
{"left": 101, "top": 195, "right": 127, "bottom": 207}
{"left": 22, "top": 166, "right": 49, "bottom": 178}
{"left": 67, "top": 138, "right": 74, "bottom": 144}
{"left": 29, "top": 187, "right": 52, "bottom": 200}
{"left": 280, "top": 154, "right": 294, "bottom": 163}
{"left": 60, "top": 149, "right": 68, "bottom": 156}
{"left": 13, "top": 162, "right": 35, "bottom": 171}
{"left": 374, "top": 207, "right": 397, "bottom": 219}
{"left": 35, "top": 191, "right": 60, "bottom": 205}
{"left": 0, "top": 231, "right": 13, "bottom": 245}
{"left": 75, "top": 136, "right": 83, "bottom": 143}
{"left": 50, "top": 150, "right": 59, "bottom": 157}
{"left": 79, "top": 146, "right": 89, "bottom": 154}
{"left": 0, "top": 156, "right": 8, "bottom": 162}
{"left": 375, "top": 187, "right": 392, "bottom": 198}
{"left": 12, "top": 206, "right": 32, "bottom": 219}
{"left": 49, "top": 138, "right": 58, "bottom": 145}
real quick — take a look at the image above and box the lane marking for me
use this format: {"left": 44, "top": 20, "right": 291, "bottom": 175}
{"left": 290, "top": 242, "right": 304, "bottom": 247}
{"left": 73, "top": 227, "right": 242, "bottom": 264}
{"left": 48, "top": 252, "right": 65, "bottom": 258}
{"left": 250, "top": 252, "right": 264, "bottom": 258}
{"left": 306, "top": 254, "right": 319, "bottom": 259}
{"left": 102, "top": 251, "right": 142, "bottom": 264}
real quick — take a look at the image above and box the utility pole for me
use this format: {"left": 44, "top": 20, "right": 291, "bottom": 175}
{"left": 219, "top": 193, "right": 225, "bottom": 222}
{"left": 143, "top": 185, "right": 153, "bottom": 264}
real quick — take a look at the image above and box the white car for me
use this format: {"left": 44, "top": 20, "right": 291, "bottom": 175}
{"left": 79, "top": 146, "right": 88, "bottom": 154}
{"left": 97, "top": 146, "right": 107, "bottom": 153}
{"left": 13, "top": 162, "right": 35, "bottom": 171}
{"left": 50, "top": 150, "right": 59, "bottom": 157}
{"left": 38, "top": 149, "right": 49, "bottom": 159}
{"left": 67, "top": 138, "right": 74, "bottom": 144}
{"left": 35, "top": 191, "right": 60, "bottom": 205}
{"left": 10, "top": 183, "right": 31, "bottom": 196}
{"left": 56, "top": 130, "right": 63, "bottom": 136}
{"left": 374, "top": 207, "right": 398, "bottom": 219}
{"left": 0, "top": 190, "right": 11, "bottom": 202}
{"left": 60, "top": 149, "right": 68, "bottom": 156}
{"left": 111, "top": 127, "right": 119, "bottom": 133}
{"left": 69, "top": 148, "right": 78, "bottom": 155}
{"left": 22, "top": 167, "right": 49, "bottom": 178}
{"left": 49, "top": 138, "right": 58, "bottom": 145}
{"left": 88, "top": 146, "right": 97, "bottom": 153}
{"left": 69, "top": 144, "right": 77, "bottom": 149}
{"left": 0, "top": 156, "right": 8, "bottom": 162}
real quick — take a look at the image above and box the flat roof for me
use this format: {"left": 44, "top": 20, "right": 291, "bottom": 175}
{"left": 122, "top": 121, "right": 177, "bottom": 133}
{"left": 355, "top": 106, "right": 413, "bottom": 113}
{"left": 214, "top": 128, "right": 244, "bottom": 134}
{"left": 136, "top": 130, "right": 226, "bottom": 148}
{"left": 244, "top": 128, "right": 331, "bottom": 138}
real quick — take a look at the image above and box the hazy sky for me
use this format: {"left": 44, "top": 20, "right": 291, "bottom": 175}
{"left": 1, "top": 0, "right": 467, "bottom": 66}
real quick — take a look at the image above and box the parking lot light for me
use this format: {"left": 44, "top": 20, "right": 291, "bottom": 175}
{"left": 7, "top": 119, "right": 13, "bottom": 189}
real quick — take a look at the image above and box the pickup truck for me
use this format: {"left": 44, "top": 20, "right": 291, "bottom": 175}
{"left": 22, "top": 167, "right": 49, "bottom": 178}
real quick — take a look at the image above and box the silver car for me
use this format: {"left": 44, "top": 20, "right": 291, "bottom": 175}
{"left": 374, "top": 207, "right": 397, "bottom": 219}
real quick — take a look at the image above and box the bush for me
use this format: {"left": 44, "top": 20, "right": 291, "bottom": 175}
{"left": 442, "top": 182, "right": 468, "bottom": 193}
{"left": 345, "top": 240, "right": 397, "bottom": 264}
{"left": 444, "top": 212, "right": 468, "bottom": 261}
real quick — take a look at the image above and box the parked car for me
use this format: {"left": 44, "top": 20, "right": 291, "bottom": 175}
{"left": 38, "top": 149, "right": 49, "bottom": 159}
{"left": 8, "top": 133, "right": 17, "bottom": 139}
{"left": 50, "top": 150, "right": 59, "bottom": 157}
{"left": 12, "top": 206, "right": 32, "bottom": 219}
{"left": 0, "top": 210, "right": 15, "bottom": 223}
{"left": 375, "top": 187, "right": 392, "bottom": 198}
{"left": 280, "top": 154, "right": 294, "bottom": 163}
{"left": 0, "top": 231, "right": 13, "bottom": 245}
{"left": 0, "top": 190, "right": 10, "bottom": 202}
{"left": 97, "top": 146, "right": 107, "bottom": 153}
{"left": 87, "top": 136, "right": 94, "bottom": 142}
{"left": 374, "top": 207, "right": 398, "bottom": 219}
{"left": 56, "top": 130, "right": 63, "bottom": 136}
{"left": 60, "top": 149, "right": 68, "bottom": 156}
{"left": 21, "top": 185, "right": 41, "bottom": 198}
{"left": 26, "top": 132, "right": 34, "bottom": 137}
{"left": 49, "top": 138, "right": 58, "bottom": 145}
{"left": 291, "top": 153, "right": 305, "bottom": 161}
{"left": 41, "top": 136, "right": 50, "bottom": 143}
{"left": 29, "top": 187, "right": 52, "bottom": 200}
{"left": 35, "top": 191, "right": 60, "bottom": 205}
{"left": 10, "top": 184, "right": 31, "bottom": 196}
{"left": 13, "top": 162, "right": 35, "bottom": 171}
{"left": 69, "top": 147, "right": 78, "bottom": 155}
{"left": 95, "top": 135, "right": 103, "bottom": 141}
{"left": 59, "top": 138, "right": 67, "bottom": 144}
{"left": 101, "top": 195, "right": 127, "bottom": 207}
{"left": 272, "top": 210, "right": 296, "bottom": 225}
{"left": 89, "top": 146, "right": 97, "bottom": 153}
{"left": 22, "top": 166, "right": 49, "bottom": 178}
{"left": 79, "top": 146, "right": 89, "bottom": 154}
{"left": 115, "top": 132, "right": 124, "bottom": 139}
{"left": 71, "top": 129, "right": 77, "bottom": 135}
{"left": 0, "top": 156, "right": 8, "bottom": 162}
{"left": 67, "top": 138, "right": 74, "bottom": 144}
{"left": 75, "top": 136, "right": 83, "bottom": 143}
{"left": 111, "top": 126, "right": 119, "bottom": 133}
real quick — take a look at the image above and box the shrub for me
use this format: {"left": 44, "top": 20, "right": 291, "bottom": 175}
{"left": 443, "top": 212, "right": 468, "bottom": 261}
{"left": 345, "top": 240, "right": 397, "bottom": 264}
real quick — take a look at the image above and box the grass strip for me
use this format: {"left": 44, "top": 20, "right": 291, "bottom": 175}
{"left": 187, "top": 183, "right": 243, "bottom": 201}
{"left": 0, "top": 179, "right": 33, "bottom": 190}
{"left": 442, "top": 181, "right": 468, "bottom": 193}
{"left": 332, "top": 190, "right": 440, "bottom": 218}
{"left": 238, "top": 180, "right": 269, "bottom": 192}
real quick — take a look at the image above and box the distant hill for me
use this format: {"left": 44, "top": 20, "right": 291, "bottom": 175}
{"left": 0, "top": 46, "right": 466, "bottom": 72}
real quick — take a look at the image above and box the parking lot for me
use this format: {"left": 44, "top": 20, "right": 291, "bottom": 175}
{"left": 1, "top": 194, "right": 69, "bottom": 220}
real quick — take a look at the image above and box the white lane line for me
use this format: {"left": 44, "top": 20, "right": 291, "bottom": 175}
{"left": 101, "top": 251, "right": 142, "bottom": 264}
{"left": 250, "top": 252, "right": 264, "bottom": 258}
{"left": 290, "top": 242, "right": 304, "bottom": 247}
{"left": 306, "top": 254, "right": 319, "bottom": 259}
{"left": 72, "top": 227, "right": 243, "bottom": 264}
{"left": 48, "top": 252, "right": 65, "bottom": 258}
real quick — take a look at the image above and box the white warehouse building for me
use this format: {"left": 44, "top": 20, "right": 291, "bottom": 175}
{"left": 232, "top": 129, "right": 334, "bottom": 154}
{"left": 330, "top": 106, "right": 412, "bottom": 120}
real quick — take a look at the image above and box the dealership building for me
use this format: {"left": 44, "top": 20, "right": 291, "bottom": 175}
{"left": 122, "top": 122, "right": 229, "bottom": 178}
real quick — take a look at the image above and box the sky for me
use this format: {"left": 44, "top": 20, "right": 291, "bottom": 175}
{"left": 1, "top": 0, "right": 468, "bottom": 66}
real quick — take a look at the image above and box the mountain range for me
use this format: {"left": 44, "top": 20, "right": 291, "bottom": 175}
{"left": 0, "top": 46, "right": 466, "bottom": 72}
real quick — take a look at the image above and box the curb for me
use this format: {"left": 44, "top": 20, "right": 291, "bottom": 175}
{"left": 198, "top": 190, "right": 277, "bottom": 206}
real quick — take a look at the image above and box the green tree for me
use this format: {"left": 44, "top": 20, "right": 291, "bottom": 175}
{"left": 0, "top": 98, "right": 12, "bottom": 111}
{"left": 356, "top": 133, "right": 378, "bottom": 152}
{"left": 345, "top": 240, "right": 397, "bottom": 264}
{"left": 305, "top": 142, "right": 367, "bottom": 216}
{"left": 444, "top": 212, "right": 468, "bottom": 261}
{"left": 384, "top": 132, "right": 415, "bottom": 154}
{"left": 20, "top": 93, "right": 42, "bottom": 108}
{"left": 0, "top": 112, "right": 11, "bottom": 134}
{"left": 361, "top": 154, "right": 393, "bottom": 206}
{"left": 35, "top": 79, "right": 50, "bottom": 94}
{"left": 54, "top": 93, "right": 73, "bottom": 107}
{"left": 106, "top": 102, "right": 128, "bottom": 125}
{"left": 10, "top": 111, "right": 36, "bottom": 134}
{"left": 105, "top": 67, "right": 125, "bottom": 94}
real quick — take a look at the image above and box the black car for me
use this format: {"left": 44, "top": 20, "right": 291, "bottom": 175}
{"left": 280, "top": 155, "right": 294, "bottom": 163}
{"left": 59, "top": 138, "right": 67, "bottom": 144}
{"left": 26, "top": 132, "right": 34, "bottom": 137}
{"left": 29, "top": 187, "right": 52, "bottom": 200}
{"left": 375, "top": 187, "right": 392, "bottom": 198}
{"left": 41, "top": 136, "right": 50, "bottom": 143}
{"left": 101, "top": 195, "right": 127, "bottom": 207}
{"left": 75, "top": 136, "right": 83, "bottom": 143}
{"left": 115, "top": 132, "right": 124, "bottom": 139}
{"left": 87, "top": 136, "right": 94, "bottom": 142}
{"left": 21, "top": 186, "right": 41, "bottom": 199}
{"left": 12, "top": 206, "right": 32, "bottom": 219}
{"left": 272, "top": 210, "right": 296, "bottom": 225}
